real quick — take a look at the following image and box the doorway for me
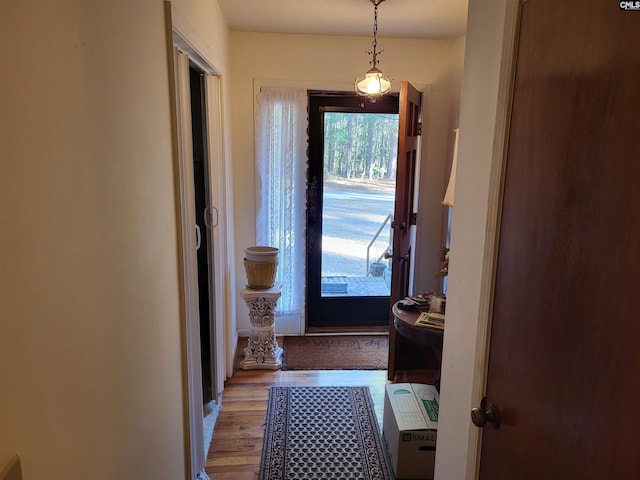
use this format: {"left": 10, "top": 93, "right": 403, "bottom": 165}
{"left": 188, "top": 65, "right": 216, "bottom": 404}
{"left": 170, "top": 10, "right": 229, "bottom": 476}
{"left": 306, "top": 92, "right": 399, "bottom": 329}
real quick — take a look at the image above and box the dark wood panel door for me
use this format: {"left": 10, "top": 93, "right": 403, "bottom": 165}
{"left": 479, "top": 1, "right": 640, "bottom": 478}
{"left": 388, "top": 81, "right": 422, "bottom": 380}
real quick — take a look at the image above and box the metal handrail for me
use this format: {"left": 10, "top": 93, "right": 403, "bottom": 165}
{"left": 366, "top": 213, "right": 393, "bottom": 276}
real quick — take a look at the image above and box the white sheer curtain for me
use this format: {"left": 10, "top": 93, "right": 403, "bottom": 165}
{"left": 255, "top": 88, "right": 307, "bottom": 333}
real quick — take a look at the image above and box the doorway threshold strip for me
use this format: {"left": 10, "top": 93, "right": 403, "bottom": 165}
{"left": 259, "top": 386, "right": 393, "bottom": 480}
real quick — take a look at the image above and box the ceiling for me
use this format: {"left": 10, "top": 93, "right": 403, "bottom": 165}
{"left": 217, "top": 0, "right": 468, "bottom": 40}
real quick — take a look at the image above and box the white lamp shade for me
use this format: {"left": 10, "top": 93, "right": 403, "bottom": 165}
{"left": 355, "top": 68, "right": 391, "bottom": 97}
{"left": 442, "top": 128, "right": 459, "bottom": 207}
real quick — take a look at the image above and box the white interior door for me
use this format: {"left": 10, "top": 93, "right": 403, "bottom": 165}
{"left": 204, "top": 74, "right": 227, "bottom": 401}
{"left": 173, "top": 47, "right": 206, "bottom": 478}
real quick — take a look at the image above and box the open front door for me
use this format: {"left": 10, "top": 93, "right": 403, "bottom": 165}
{"left": 476, "top": 1, "right": 640, "bottom": 477}
{"left": 306, "top": 92, "right": 399, "bottom": 329}
{"left": 387, "top": 81, "right": 422, "bottom": 380}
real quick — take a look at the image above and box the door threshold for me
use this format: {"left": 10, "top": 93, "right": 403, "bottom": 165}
{"left": 304, "top": 326, "right": 389, "bottom": 335}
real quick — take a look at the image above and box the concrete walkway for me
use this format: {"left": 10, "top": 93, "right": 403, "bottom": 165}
{"left": 321, "top": 275, "right": 390, "bottom": 297}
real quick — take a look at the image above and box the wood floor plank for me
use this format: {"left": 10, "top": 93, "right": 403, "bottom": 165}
{"left": 206, "top": 454, "right": 262, "bottom": 466}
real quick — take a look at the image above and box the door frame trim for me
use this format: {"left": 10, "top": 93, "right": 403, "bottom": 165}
{"left": 435, "top": 1, "right": 522, "bottom": 478}
{"left": 468, "top": 2, "right": 522, "bottom": 476}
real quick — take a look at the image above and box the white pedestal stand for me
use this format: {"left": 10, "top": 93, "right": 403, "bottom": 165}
{"left": 240, "top": 282, "right": 283, "bottom": 370}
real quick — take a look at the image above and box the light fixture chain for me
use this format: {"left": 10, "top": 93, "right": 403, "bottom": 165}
{"left": 371, "top": 2, "right": 379, "bottom": 67}
{"left": 373, "top": 3, "right": 378, "bottom": 45}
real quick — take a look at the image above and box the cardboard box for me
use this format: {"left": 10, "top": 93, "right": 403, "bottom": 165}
{"left": 382, "top": 383, "right": 439, "bottom": 479}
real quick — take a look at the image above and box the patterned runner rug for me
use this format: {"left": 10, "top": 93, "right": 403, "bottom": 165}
{"left": 260, "top": 386, "right": 393, "bottom": 480}
{"left": 281, "top": 335, "right": 388, "bottom": 370}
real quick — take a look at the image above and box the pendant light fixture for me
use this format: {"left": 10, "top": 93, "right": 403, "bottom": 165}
{"left": 354, "top": 0, "right": 391, "bottom": 102}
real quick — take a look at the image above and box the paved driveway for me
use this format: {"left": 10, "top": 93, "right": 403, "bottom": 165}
{"left": 321, "top": 179, "right": 395, "bottom": 278}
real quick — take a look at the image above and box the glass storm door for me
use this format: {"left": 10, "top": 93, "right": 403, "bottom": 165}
{"left": 307, "top": 92, "right": 399, "bottom": 329}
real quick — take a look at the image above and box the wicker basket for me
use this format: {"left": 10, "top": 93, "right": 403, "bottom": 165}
{"left": 244, "top": 259, "right": 278, "bottom": 289}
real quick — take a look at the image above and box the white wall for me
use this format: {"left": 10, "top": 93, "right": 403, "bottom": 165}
{"left": 172, "top": 0, "right": 229, "bottom": 70}
{"left": 435, "top": 1, "right": 517, "bottom": 478}
{"left": 228, "top": 32, "right": 462, "bottom": 334}
{"left": 449, "top": 35, "right": 467, "bottom": 128}
{"left": 413, "top": 34, "right": 467, "bottom": 296}
{"left": 0, "top": 1, "right": 231, "bottom": 478}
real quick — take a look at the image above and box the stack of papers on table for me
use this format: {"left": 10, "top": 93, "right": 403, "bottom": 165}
{"left": 415, "top": 312, "right": 445, "bottom": 330}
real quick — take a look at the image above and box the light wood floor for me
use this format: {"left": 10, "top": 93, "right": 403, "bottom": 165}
{"left": 204, "top": 368, "right": 390, "bottom": 480}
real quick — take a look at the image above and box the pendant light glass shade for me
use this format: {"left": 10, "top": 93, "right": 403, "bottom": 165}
{"left": 355, "top": 67, "right": 392, "bottom": 98}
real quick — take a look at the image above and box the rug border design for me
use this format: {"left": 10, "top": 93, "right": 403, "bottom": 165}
{"left": 259, "top": 386, "right": 393, "bottom": 480}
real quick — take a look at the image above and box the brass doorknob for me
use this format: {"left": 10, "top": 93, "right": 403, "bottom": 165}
{"left": 471, "top": 397, "right": 500, "bottom": 429}
{"left": 383, "top": 252, "right": 410, "bottom": 261}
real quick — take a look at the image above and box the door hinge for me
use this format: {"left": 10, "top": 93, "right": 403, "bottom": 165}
{"left": 416, "top": 122, "right": 422, "bottom": 136}
{"left": 410, "top": 213, "right": 417, "bottom": 226}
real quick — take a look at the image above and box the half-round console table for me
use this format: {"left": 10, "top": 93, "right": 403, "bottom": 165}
{"left": 390, "top": 302, "right": 444, "bottom": 384}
